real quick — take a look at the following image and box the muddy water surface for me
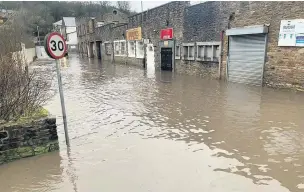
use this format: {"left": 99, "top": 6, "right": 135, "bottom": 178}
{"left": 1, "top": 55, "right": 304, "bottom": 192}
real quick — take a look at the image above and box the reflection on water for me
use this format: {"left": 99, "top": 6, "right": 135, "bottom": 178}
{"left": 0, "top": 152, "right": 63, "bottom": 192}
{"left": 1, "top": 54, "right": 304, "bottom": 192}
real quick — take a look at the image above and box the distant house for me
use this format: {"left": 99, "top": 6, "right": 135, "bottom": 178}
{"left": 76, "top": 9, "right": 129, "bottom": 58}
{"left": 53, "top": 20, "right": 62, "bottom": 33}
{"left": 0, "top": 9, "right": 13, "bottom": 26}
{"left": 53, "top": 17, "right": 78, "bottom": 51}
{"left": 0, "top": 16, "right": 7, "bottom": 25}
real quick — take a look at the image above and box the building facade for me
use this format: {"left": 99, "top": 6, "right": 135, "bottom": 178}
{"left": 77, "top": 1, "right": 304, "bottom": 89}
{"left": 53, "top": 17, "right": 78, "bottom": 51}
{"left": 222, "top": 1, "right": 304, "bottom": 88}
{"left": 76, "top": 10, "right": 129, "bottom": 59}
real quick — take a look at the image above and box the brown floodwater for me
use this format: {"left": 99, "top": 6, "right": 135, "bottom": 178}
{"left": 1, "top": 54, "right": 304, "bottom": 192}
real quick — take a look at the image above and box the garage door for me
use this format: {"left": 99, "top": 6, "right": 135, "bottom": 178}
{"left": 228, "top": 34, "right": 266, "bottom": 86}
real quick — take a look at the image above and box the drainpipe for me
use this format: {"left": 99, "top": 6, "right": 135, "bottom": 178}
{"left": 218, "top": 30, "right": 224, "bottom": 79}
{"left": 110, "top": 24, "right": 114, "bottom": 63}
{"left": 141, "top": 1, "right": 147, "bottom": 68}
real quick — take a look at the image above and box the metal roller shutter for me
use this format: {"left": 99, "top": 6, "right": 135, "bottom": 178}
{"left": 228, "top": 34, "right": 266, "bottom": 86}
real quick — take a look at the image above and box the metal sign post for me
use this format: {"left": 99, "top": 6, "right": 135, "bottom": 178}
{"left": 44, "top": 32, "right": 70, "bottom": 147}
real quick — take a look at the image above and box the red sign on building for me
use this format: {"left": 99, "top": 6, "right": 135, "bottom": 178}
{"left": 160, "top": 28, "right": 173, "bottom": 40}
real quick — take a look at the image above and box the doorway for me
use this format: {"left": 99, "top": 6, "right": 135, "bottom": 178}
{"left": 161, "top": 48, "right": 173, "bottom": 71}
{"left": 96, "top": 41, "right": 102, "bottom": 59}
{"left": 88, "top": 42, "right": 94, "bottom": 58}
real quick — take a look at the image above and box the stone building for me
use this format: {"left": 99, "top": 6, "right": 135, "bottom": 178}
{"left": 77, "top": 1, "right": 304, "bottom": 88}
{"left": 76, "top": 10, "right": 129, "bottom": 58}
{"left": 96, "top": 1, "right": 189, "bottom": 68}
{"left": 222, "top": 1, "right": 304, "bottom": 88}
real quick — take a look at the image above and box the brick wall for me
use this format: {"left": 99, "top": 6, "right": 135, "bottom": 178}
{"left": 222, "top": 1, "right": 304, "bottom": 88}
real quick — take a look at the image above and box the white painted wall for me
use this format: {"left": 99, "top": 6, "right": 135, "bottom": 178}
{"left": 136, "top": 40, "right": 144, "bottom": 58}
{"left": 24, "top": 48, "right": 36, "bottom": 64}
{"left": 12, "top": 44, "right": 37, "bottom": 67}
{"left": 35, "top": 46, "right": 49, "bottom": 59}
{"left": 66, "top": 27, "right": 77, "bottom": 45}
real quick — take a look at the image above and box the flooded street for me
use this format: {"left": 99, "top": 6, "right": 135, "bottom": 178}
{"left": 1, "top": 54, "right": 304, "bottom": 192}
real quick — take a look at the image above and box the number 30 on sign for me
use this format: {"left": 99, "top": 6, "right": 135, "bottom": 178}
{"left": 44, "top": 32, "right": 67, "bottom": 59}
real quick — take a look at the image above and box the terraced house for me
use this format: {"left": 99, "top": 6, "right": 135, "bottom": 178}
{"left": 76, "top": 1, "right": 304, "bottom": 89}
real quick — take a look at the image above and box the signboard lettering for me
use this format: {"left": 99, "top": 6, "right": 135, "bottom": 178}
{"left": 160, "top": 28, "right": 173, "bottom": 40}
{"left": 44, "top": 32, "right": 67, "bottom": 59}
{"left": 278, "top": 19, "right": 304, "bottom": 47}
{"left": 126, "top": 27, "right": 142, "bottom": 41}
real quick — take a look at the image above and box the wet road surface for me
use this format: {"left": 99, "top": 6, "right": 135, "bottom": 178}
{"left": 1, "top": 54, "right": 304, "bottom": 192}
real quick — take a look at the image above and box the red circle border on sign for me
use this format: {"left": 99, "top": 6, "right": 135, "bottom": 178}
{"left": 47, "top": 32, "right": 67, "bottom": 59}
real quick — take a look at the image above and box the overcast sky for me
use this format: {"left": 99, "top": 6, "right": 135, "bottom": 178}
{"left": 129, "top": 1, "right": 170, "bottom": 12}
{"left": 113, "top": 1, "right": 202, "bottom": 12}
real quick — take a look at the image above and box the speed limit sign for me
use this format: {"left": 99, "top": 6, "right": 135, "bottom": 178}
{"left": 43, "top": 32, "right": 70, "bottom": 146}
{"left": 44, "top": 32, "right": 67, "bottom": 59}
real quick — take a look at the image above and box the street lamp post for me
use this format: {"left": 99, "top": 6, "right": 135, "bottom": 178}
{"left": 37, "top": 26, "right": 40, "bottom": 46}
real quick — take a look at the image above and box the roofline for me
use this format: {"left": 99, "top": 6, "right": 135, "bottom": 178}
{"left": 185, "top": 1, "right": 213, "bottom": 10}
{"left": 128, "top": 1, "right": 189, "bottom": 18}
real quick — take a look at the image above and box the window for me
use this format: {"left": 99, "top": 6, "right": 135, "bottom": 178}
{"left": 175, "top": 45, "right": 181, "bottom": 59}
{"left": 120, "top": 41, "right": 126, "bottom": 55}
{"left": 105, "top": 42, "right": 111, "bottom": 55}
{"left": 182, "top": 43, "right": 195, "bottom": 60}
{"left": 114, "top": 41, "right": 120, "bottom": 55}
{"left": 114, "top": 40, "right": 127, "bottom": 56}
{"left": 183, "top": 46, "right": 188, "bottom": 59}
{"left": 196, "top": 42, "right": 221, "bottom": 62}
{"left": 128, "top": 41, "right": 135, "bottom": 57}
{"left": 136, "top": 40, "right": 144, "bottom": 58}
{"left": 189, "top": 46, "right": 194, "bottom": 57}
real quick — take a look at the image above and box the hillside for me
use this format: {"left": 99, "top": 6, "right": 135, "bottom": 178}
{"left": 0, "top": 1, "right": 135, "bottom": 38}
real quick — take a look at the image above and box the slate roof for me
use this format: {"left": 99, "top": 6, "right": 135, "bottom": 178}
{"left": 63, "top": 17, "right": 76, "bottom": 27}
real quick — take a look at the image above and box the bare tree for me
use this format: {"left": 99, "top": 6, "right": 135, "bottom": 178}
{"left": 116, "top": 1, "right": 131, "bottom": 13}
{"left": 0, "top": 12, "right": 52, "bottom": 122}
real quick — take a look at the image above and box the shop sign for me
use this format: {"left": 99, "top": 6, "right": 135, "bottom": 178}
{"left": 88, "top": 19, "right": 94, "bottom": 34}
{"left": 126, "top": 27, "right": 142, "bottom": 41}
{"left": 278, "top": 19, "right": 304, "bottom": 47}
{"left": 160, "top": 28, "right": 173, "bottom": 40}
{"left": 164, "top": 41, "right": 168, "bottom": 47}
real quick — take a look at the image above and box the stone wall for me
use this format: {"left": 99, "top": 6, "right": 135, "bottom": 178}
{"left": 140, "top": 1, "right": 189, "bottom": 67}
{"left": 222, "top": 1, "right": 304, "bottom": 88}
{"left": 112, "top": 23, "right": 144, "bottom": 67}
{"left": 76, "top": 17, "right": 96, "bottom": 57}
{"left": 76, "top": 1, "right": 304, "bottom": 88}
{"left": 0, "top": 117, "right": 59, "bottom": 165}
{"left": 76, "top": 17, "right": 89, "bottom": 56}
{"left": 96, "top": 23, "right": 144, "bottom": 66}
{"left": 176, "top": 1, "right": 241, "bottom": 78}
{"left": 183, "top": 1, "right": 241, "bottom": 43}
